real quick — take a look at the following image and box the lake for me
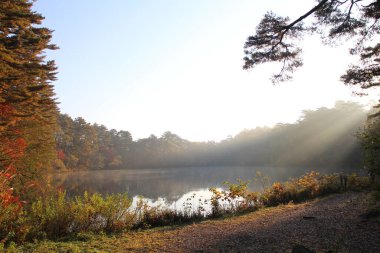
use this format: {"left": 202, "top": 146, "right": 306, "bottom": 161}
{"left": 52, "top": 166, "right": 340, "bottom": 212}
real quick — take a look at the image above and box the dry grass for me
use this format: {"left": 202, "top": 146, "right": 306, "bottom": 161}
{"left": 15, "top": 191, "right": 380, "bottom": 253}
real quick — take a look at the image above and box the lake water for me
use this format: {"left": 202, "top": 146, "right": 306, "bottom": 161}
{"left": 53, "top": 166, "right": 329, "bottom": 212}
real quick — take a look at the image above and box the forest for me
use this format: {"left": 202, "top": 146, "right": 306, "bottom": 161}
{"left": 1, "top": 0, "right": 380, "bottom": 251}
{"left": 54, "top": 101, "right": 366, "bottom": 171}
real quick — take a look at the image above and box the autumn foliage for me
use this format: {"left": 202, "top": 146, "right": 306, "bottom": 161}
{"left": 0, "top": 0, "right": 59, "bottom": 244}
{"left": 0, "top": 104, "right": 27, "bottom": 206}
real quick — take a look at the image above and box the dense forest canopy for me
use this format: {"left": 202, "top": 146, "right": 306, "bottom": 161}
{"left": 55, "top": 101, "right": 366, "bottom": 171}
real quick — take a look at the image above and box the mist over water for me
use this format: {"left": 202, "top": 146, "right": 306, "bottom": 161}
{"left": 52, "top": 101, "right": 368, "bottom": 211}
{"left": 53, "top": 166, "right": 359, "bottom": 204}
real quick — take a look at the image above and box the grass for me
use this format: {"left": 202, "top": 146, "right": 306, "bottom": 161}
{"left": 0, "top": 171, "right": 376, "bottom": 252}
{"left": 8, "top": 203, "right": 301, "bottom": 253}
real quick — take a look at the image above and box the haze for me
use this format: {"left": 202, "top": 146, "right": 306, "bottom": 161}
{"left": 33, "top": 0, "right": 378, "bottom": 141}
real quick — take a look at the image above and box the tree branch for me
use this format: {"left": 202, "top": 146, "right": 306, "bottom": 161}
{"left": 281, "top": 0, "right": 330, "bottom": 32}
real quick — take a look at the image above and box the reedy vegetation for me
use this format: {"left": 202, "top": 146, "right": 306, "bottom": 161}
{"left": 0, "top": 171, "right": 372, "bottom": 246}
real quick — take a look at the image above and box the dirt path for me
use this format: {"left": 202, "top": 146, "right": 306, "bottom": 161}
{"left": 90, "top": 192, "right": 380, "bottom": 252}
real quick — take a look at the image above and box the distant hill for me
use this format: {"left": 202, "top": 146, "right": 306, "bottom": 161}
{"left": 54, "top": 101, "right": 366, "bottom": 171}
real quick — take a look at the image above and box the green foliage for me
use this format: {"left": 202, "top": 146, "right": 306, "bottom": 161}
{"left": 56, "top": 115, "right": 133, "bottom": 171}
{"left": 0, "top": 172, "right": 372, "bottom": 249}
{"left": 19, "top": 241, "right": 83, "bottom": 253}
{"left": 372, "top": 189, "right": 380, "bottom": 202}
{"left": 3, "top": 242, "right": 20, "bottom": 253}
{"left": 1, "top": 0, "right": 59, "bottom": 217}
{"left": 0, "top": 205, "right": 29, "bottom": 245}
{"left": 28, "top": 191, "right": 133, "bottom": 239}
{"left": 0, "top": 191, "right": 133, "bottom": 243}
{"left": 0, "top": 0, "right": 58, "bottom": 129}
{"left": 358, "top": 116, "right": 380, "bottom": 176}
{"left": 56, "top": 102, "right": 366, "bottom": 171}
{"left": 29, "top": 191, "right": 74, "bottom": 239}
{"left": 347, "top": 173, "right": 372, "bottom": 191}
{"left": 0, "top": 168, "right": 30, "bottom": 244}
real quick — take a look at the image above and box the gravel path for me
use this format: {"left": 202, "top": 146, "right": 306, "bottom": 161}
{"left": 119, "top": 192, "right": 380, "bottom": 253}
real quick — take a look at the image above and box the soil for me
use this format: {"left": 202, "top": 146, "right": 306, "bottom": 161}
{"left": 117, "top": 191, "right": 380, "bottom": 253}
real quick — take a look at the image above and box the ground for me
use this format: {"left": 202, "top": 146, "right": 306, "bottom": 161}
{"left": 25, "top": 191, "right": 380, "bottom": 253}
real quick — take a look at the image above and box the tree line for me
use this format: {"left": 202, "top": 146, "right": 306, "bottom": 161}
{"left": 2, "top": 0, "right": 380, "bottom": 225}
{"left": 54, "top": 101, "right": 367, "bottom": 171}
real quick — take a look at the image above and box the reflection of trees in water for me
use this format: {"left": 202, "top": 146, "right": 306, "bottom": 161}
{"left": 52, "top": 166, "right": 355, "bottom": 201}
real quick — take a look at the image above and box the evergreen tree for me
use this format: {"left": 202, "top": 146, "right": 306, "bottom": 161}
{"left": 0, "top": 0, "right": 58, "bottom": 194}
{"left": 242, "top": 0, "right": 380, "bottom": 175}
{"left": 359, "top": 116, "right": 380, "bottom": 176}
{"left": 243, "top": 0, "right": 380, "bottom": 97}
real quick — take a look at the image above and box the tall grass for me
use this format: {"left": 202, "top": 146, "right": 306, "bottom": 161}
{"left": 208, "top": 172, "right": 371, "bottom": 214}
{"left": 0, "top": 171, "right": 372, "bottom": 246}
{"left": 0, "top": 191, "right": 133, "bottom": 244}
{"left": 133, "top": 196, "right": 204, "bottom": 229}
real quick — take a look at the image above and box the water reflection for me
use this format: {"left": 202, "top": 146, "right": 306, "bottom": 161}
{"left": 52, "top": 166, "right": 326, "bottom": 202}
{"left": 130, "top": 189, "right": 216, "bottom": 214}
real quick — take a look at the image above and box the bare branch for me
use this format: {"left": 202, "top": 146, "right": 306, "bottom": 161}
{"left": 282, "top": 0, "right": 330, "bottom": 32}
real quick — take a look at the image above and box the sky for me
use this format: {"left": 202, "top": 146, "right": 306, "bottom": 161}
{"left": 33, "top": 0, "right": 379, "bottom": 142}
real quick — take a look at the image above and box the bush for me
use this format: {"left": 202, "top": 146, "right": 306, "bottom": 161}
{"left": 319, "top": 174, "right": 340, "bottom": 195}
{"left": 209, "top": 180, "right": 261, "bottom": 217}
{"left": 262, "top": 171, "right": 332, "bottom": 206}
{"left": 28, "top": 191, "right": 133, "bottom": 240}
{"left": 0, "top": 205, "right": 29, "bottom": 244}
{"left": 0, "top": 169, "right": 29, "bottom": 244}
{"left": 260, "top": 171, "right": 372, "bottom": 207}
{"left": 71, "top": 192, "right": 133, "bottom": 233}
{"left": 0, "top": 171, "right": 373, "bottom": 248}
{"left": 29, "top": 191, "right": 73, "bottom": 239}
{"left": 347, "top": 173, "right": 371, "bottom": 191}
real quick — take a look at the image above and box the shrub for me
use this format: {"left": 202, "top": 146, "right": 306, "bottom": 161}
{"left": 28, "top": 191, "right": 133, "bottom": 239}
{"left": 0, "top": 205, "right": 28, "bottom": 245}
{"left": 209, "top": 180, "right": 260, "bottom": 217}
{"left": 261, "top": 171, "right": 338, "bottom": 206}
{"left": 29, "top": 191, "right": 74, "bottom": 239}
{"left": 0, "top": 169, "right": 29, "bottom": 244}
{"left": 0, "top": 170, "right": 373, "bottom": 247}
{"left": 319, "top": 174, "right": 340, "bottom": 195}
{"left": 347, "top": 173, "right": 371, "bottom": 191}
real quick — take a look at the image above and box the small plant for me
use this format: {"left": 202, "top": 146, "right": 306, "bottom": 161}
{"left": 209, "top": 179, "right": 260, "bottom": 216}
{"left": 209, "top": 187, "right": 223, "bottom": 217}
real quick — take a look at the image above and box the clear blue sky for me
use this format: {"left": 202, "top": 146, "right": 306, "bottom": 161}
{"left": 33, "top": 0, "right": 376, "bottom": 141}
